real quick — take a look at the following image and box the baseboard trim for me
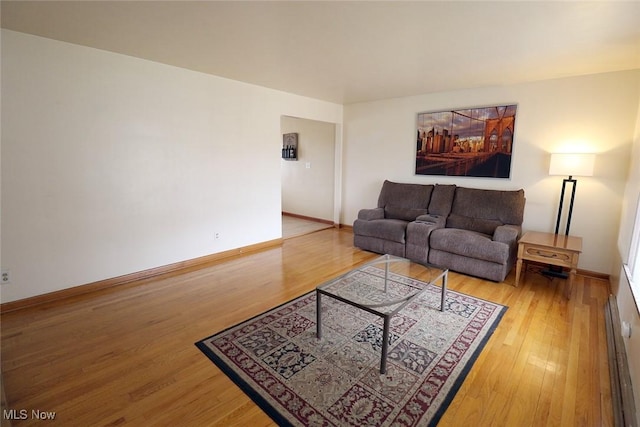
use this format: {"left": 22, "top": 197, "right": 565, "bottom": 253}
{"left": 522, "top": 259, "right": 610, "bottom": 282}
{"left": 578, "top": 268, "right": 610, "bottom": 281}
{"left": 605, "top": 295, "right": 638, "bottom": 427}
{"left": 282, "top": 211, "right": 334, "bottom": 226}
{"left": 0, "top": 238, "right": 283, "bottom": 313}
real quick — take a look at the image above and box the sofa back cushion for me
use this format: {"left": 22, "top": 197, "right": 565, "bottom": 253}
{"left": 428, "top": 184, "right": 457, "bottom": 217}
{"left": 446, "top": 215, "right": 504, "bottom": 236}
{"left": 377, "top": 180, "right": 434, "bottom": 220}
{"left": 384, "top": 206, "right": 429, "bottom": 221}
{"left": 447, "top": 187, "right": 525, "bottom": 234}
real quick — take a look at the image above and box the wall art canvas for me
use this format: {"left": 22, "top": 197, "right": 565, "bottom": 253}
{"left": 416, "top": 104, "right": 517, "bottom": 178}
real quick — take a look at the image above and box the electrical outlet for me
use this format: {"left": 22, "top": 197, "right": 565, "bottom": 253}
{"left": 215, "top": 232, "right": 220, "bottom": 240}
{"left": 1, "top": 270, "right": 10, "bottom": 285}
{"left": 622, "top": 321, "right": 632, "bottom": 338}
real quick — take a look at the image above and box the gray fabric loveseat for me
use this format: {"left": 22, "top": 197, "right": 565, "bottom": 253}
{"left": 353, "top": 180, "right": 525, "bottom": 282}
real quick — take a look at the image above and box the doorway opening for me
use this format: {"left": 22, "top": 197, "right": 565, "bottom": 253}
{"left": 281, "top": 116, "right": 336, "bottom": 239}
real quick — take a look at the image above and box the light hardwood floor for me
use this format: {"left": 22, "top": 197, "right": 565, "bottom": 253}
{"left": 1, "top": 228, "right": 613, "bottom": 426}
{"left": 282, "top": 214, "right": 333, "bottom": 239}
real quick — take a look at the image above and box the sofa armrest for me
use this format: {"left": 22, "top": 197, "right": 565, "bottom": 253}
{"left": 358, "top": 207, "right": 385, "bottom": 221}
{"left": 493, "top": 225, "right": 521, "bottom": 244}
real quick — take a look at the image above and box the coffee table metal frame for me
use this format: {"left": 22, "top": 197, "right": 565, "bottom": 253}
{"left": 316, "top": 254, "right": 448, "bottom": 374}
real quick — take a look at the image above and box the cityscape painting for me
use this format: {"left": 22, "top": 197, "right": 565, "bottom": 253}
{"left": 415, "top": 104, "right": 517, "bottom": 178}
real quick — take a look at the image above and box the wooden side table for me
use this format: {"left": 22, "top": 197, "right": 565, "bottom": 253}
{"left": 515, "top": 231, "right": 582, "bottom": 298}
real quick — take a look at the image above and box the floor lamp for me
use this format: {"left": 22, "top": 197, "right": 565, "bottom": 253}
{"left": 544, "top": 153, "right": 595, "bottom": 278}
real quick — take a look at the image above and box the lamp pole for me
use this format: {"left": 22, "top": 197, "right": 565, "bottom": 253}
{"left": 554, "top": 175, "right": 577, "bottom": 236}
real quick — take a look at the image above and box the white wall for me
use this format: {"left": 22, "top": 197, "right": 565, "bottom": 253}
{"left": 0, "top": 30, "right": 342, "bottom": 303}
{"left": 614, "top": 82, "right": 640, "bottom": 422}
{"left": 342, "top": 70, "right": 640, "bottom": 275}
{"left": 281, "top": 116, "right": 335, "bottom": 221}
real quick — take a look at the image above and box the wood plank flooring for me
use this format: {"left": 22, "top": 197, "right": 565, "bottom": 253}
{"left": 0, "top": 228, "right": 613, "bottom": 426}
{"left": 282, "top": 214, "right": 333, "bottom": 239}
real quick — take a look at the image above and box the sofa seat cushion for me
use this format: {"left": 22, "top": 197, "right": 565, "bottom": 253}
{"left": 430, "top": 228, "right": 508, "bottom": 264}
{"left": 353, "top": 218, "right": 409, "bottom": 243}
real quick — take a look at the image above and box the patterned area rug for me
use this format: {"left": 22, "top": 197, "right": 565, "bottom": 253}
{"left": 196, "top": 268, "right": 507, "bottom": 426}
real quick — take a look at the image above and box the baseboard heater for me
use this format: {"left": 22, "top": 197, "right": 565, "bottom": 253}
{"left": 605, "top": 295, "right": 637, "bottom": 427}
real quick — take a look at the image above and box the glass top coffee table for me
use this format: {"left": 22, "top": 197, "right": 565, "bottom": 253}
{"left": 316, "top": 254, "right": 448, "bottom": 374}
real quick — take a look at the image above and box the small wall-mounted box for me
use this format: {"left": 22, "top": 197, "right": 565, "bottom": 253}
{"left": 282, "top": 132, "right": 298, "bottom": 160}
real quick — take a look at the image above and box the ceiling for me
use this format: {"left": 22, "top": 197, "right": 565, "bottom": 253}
{"left": 2, "top": 1, "right": 639, "bottom": 104}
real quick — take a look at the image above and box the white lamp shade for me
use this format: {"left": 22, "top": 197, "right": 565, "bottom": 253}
{"left": 549, "top": 153, "right": 595, "bottom": 177}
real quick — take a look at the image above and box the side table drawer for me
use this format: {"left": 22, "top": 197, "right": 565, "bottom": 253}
{"left": 515, "top": 231, "right": 582, "bottom": 297}
{"left": 522, "top": 245, "right": 574, "bottom": 267}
